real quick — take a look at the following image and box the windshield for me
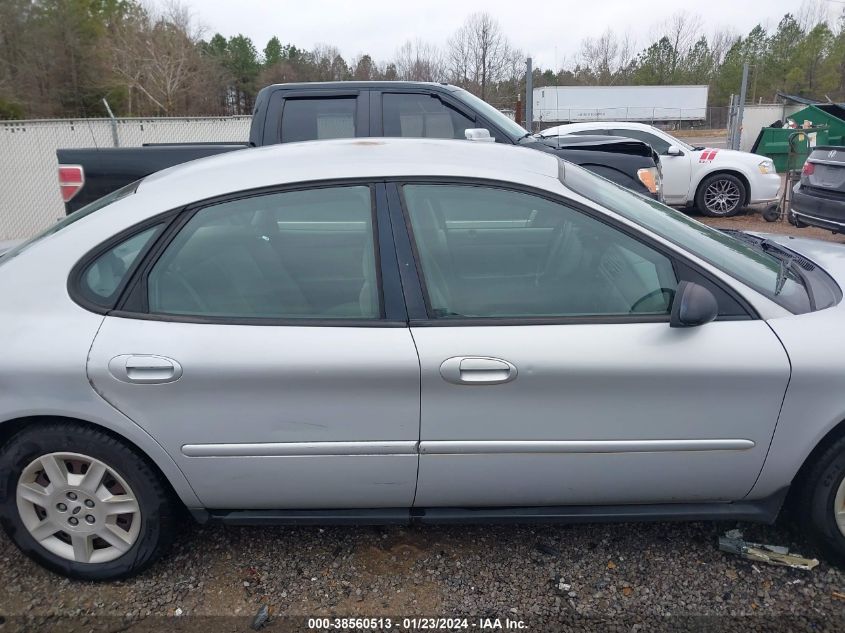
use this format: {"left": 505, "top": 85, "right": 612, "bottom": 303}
{"left": 452, "top": 88, "right": 529, "bottom": 141}
{"left": 0, "top": 181, "right": 140, "bottom": 267}
{"left": 561, "top": 161, "right": 811, "bottom": 313}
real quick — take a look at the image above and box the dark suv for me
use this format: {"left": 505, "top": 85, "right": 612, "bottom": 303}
{"left": 791, "top": 146, "right": 845, "bottom": 233}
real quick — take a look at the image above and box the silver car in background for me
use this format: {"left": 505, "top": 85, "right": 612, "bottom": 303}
{"left": 1, "top": 138, "right": 844, "bottom": 580}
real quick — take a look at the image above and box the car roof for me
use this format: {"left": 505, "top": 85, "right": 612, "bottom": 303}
{"left": 260, "top": 81, "right": 460, "bottom": 92}
{"left": 139, "top": 138, "right": 562, "bottom": 203}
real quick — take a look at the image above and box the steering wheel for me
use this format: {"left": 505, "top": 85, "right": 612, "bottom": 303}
{"left": 629, "top": 287, "right": 676, "bottom": 314}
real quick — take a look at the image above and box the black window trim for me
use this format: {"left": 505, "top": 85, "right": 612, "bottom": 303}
{"left": 70, "top": 178, "right": 407, "bottom": 328}
{"left": 387, "top": 177, "right": 758, "bottom": 327}
{"left": 67, "top": 210, "right": 180, "bottom": 315}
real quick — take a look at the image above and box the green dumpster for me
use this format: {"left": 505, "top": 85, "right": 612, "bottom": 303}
{"left": 751, "top": 126, "right": 830, "bottom": 173}
{"left": 789, "top": 104, "right": 845, "bottom": 146}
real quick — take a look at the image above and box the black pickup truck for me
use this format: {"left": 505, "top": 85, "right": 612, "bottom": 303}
{"left": 57, "top": 81, "right": 661, "bottom": 213}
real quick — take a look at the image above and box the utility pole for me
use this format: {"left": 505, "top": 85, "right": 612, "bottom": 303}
{"left": 525, "top": 57, "right": 533, "bottom": 134}
{"left": 734, "top": 63, "right": 749, "bottom": 150}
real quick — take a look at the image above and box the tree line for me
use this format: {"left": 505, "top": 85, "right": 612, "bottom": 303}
{"left": 0, "top": 0, "right": 843, "bottom": 121}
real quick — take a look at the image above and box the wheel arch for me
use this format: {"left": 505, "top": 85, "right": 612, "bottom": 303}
{"left": 0, "top": 414, "right": 201, "bottom": 511}
{"left": 693, "top": 169, "right": 751, "bottom": 207}
{"left": 791, "top": 417, "right": 845, "bottom": 494}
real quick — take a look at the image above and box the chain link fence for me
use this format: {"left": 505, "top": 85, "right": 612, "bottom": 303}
{"left": 0, "top": 116, "right": 250, "bottom": 240}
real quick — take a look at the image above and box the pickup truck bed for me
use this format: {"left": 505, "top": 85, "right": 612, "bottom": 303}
{"left": 58, "top": 144, "right": 247, "bottom": 213}
{"left": 58, "top": 81, "right": 661, "bottom": 213}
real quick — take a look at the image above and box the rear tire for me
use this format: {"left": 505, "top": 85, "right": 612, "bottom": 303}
{"left": 696, "top": 173, "right": 746, "bottom": 217}
{"left": 795, "top": 434, "right": 845, "bottom": 566}
{"left": 0, "top": 422, "right": 175, "bottom": 580}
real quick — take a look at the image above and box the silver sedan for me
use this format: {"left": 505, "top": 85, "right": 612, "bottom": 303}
{"left": 1, "top": 138, "right": 844, "bottom": 580}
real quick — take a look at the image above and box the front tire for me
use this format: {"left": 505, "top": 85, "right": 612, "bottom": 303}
{"left": 696, "top": 173, "right": 746, "bottom": 217}
{"left": 0, "top": 423, "right": 175, "bottom": 580}
{"left": 796, "top": 435, "right": 845, "bottom": 566}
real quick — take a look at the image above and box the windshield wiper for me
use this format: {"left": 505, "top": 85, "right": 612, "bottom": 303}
{"left": 774, "top": 257, "right": 790, "bottom": 295}
{"left": 723, "top": 231, "right": 813, "bottom": 304}
{"left": 760, "top": 240, "right": 813, "bottom": 306}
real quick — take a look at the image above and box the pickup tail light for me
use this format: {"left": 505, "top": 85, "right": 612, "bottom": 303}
{"left": 637, "top": 167, "right": 660, "bottom": 195}
{"left": 802, "top": 161, "right": 815, "bottom": 176}
{"left": 58, "top": 165, "right": 85, "bottom": 202}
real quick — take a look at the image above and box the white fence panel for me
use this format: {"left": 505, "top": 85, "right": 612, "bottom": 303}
{"left": 0, "top": 116, "right": 251, "bottom": 240}
{"left": 738, "top": 104, "right": 805, "bottom": 152}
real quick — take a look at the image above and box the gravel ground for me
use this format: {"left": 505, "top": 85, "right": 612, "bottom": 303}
{"left": 701, "top": 209, "right": 845, "bottom": 244}
{"left": 1, "top": 520, "right": 844, "bottom": 629}
{"left": 2, "top": 211, "right": 845, "bottom": 631}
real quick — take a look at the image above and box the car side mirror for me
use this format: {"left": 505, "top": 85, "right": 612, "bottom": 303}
{"left": 670, "top": 281, "right": 718, "bottom": 328}
{"left": 666, "top": 145, "right": 683, "bottom": 156}
{"left": 465, "top": 128, "right": 495, "bottom": 143}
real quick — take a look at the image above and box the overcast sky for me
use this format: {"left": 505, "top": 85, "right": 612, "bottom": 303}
{"left": 178, "top": 0, "right": 840, "bottom": 69}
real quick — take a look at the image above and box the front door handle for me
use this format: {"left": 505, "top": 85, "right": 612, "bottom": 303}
{"left": 108, "top": 355, "right": 183, "bottom": 384}
{"left": 439, "top": 357, "right": 517, "bottom": 385}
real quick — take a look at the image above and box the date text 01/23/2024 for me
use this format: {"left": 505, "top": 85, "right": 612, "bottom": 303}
{"left": 307, "top": 617, "right": 528, "bottom": 630}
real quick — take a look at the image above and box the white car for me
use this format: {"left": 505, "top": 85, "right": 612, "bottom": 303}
{"left": 539, "top": 122, "right": 781, "bottom": 217}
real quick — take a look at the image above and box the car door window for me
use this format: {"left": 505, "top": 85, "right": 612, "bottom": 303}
{"left": 79, "top": 224, "right": 163, "bottom": 307}
{"left": 383, "top": 93, "right": 474, "bottom": 139}
{"left": 403, "top": 184, "right": 677, "bottom": 319}
{"left": 280, "top": 98, "right": 357, "bottom": 142}
{"left": 147, "top": 186, "right": 379, "bottom": 319}
{"left": 611, "top": 128, "right": 672, "bottom": 154}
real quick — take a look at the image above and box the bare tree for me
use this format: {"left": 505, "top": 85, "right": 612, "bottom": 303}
{"left": 447, "top": 12, "right": 515, "bottom": 99}
{"left": 309, "top": 44, "right": 349, "bottom": 80}
{"left": 615, "top": 32, "right": 637, "bottom": 83}
{"left": 392, "top": 39, "right": 445, "bottom": 82}
{"left": 797, "top": 0, "right": 833, "bottom": 31}
{"left": 647, "top": 11, "right": 704, "bottom": 80}
{"left": 109, "top": 2, "right": 219, "bottom": 115}
{"left": 708, "top": 28, "right": 740, "bottom": 67}
{"left": 579, "top": 30, "right": 619, "bottom": 84}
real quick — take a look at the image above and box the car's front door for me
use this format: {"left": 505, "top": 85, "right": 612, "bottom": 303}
{"left": 393, "top": 182, "right": 791, "bottom": 508}
{"left": 609, "top": 128, "right": 692, "bottom": 205}
{"left": 87, "top": 183, "right": 420, "bottom": 510}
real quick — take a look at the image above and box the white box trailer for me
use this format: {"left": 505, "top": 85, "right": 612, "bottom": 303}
{"left": 533, "top": 85, "right": 709, "bottom": 124}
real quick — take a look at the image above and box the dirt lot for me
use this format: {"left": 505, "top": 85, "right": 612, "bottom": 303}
{"left": 1, "top": 211, "right": 845, "bottom": 631}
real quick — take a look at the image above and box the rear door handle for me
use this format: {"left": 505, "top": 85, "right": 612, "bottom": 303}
{"left": 108, "top": 355, "right": 183, "bottom": 384}
{"left": 439, "top": 357, "right": 517, "bottom": 385}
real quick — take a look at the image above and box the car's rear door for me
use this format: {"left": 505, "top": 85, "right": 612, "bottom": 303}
{"left": 389, "top": 181, "right": 791, "bottom": 508}
{"left": 85, "top": 182, "right": 420, "bottom": 510}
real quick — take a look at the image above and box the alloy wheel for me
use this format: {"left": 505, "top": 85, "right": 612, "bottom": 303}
{"left": 16, "top": 452, "right": 141, "bottom": 564}
{"left": 835, "top": 473, "right": 845, "bottom": 539}
{"left": 703, "top": 179, "right": 741, "bottom": 215}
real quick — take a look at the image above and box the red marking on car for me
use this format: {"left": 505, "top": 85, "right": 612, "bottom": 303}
{"left": 699, "top": 149, "right": 719, "bottom": 163}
